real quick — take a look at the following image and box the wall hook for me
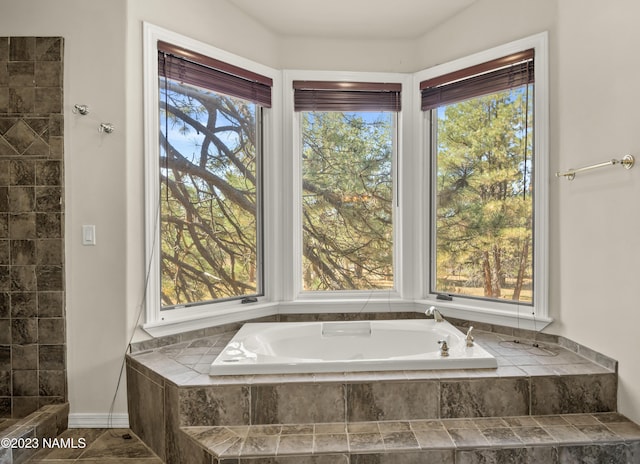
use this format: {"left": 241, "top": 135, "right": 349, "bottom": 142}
{"left": 99, "top": 123, "right": 115, "bottom": 134}
{"left": 73, "top": 104, "right": 89, "bottom": 115}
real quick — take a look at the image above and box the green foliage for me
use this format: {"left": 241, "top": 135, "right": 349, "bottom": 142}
{"left": 301, "top": 112, "right": 394, "bottom": 290}
{"left": 434, "top": 88, "right": 533, "bottom": 302}
{"left": 159, "top": 81, "right": 259, "bottom": 307}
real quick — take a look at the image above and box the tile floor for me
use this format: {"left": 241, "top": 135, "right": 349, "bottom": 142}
{"left": 27, "top": 428, "right": 163, "bottom": 463}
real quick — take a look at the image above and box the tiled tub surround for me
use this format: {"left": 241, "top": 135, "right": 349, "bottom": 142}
{"left": 0, "top": 37, "right": 66, "bottom": 420}
{"left": 126, "top": 315, "right": 640, "bottom": 463}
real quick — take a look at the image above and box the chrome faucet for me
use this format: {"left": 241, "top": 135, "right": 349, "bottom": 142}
{"left": 425, "top": 306, "right": 444, "bottom": 322}
{"left": 465, "top": 326, "right": 474, "bottom": 347}
{"left": 438, "top": 339, "right": 449, "bottom": 356}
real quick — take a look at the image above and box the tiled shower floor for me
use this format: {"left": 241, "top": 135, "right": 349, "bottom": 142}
{"left": 27, "top": 428, "right": 163, "bottom": 463}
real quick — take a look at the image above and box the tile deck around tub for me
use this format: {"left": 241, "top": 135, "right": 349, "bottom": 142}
{"left": 181, "top": 413, "right": 640, "bottom": 462}
{"left": 128, "top": 328, "right": 615, "bottom": 388}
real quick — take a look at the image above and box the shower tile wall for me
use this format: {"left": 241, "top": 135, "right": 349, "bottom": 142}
{"left": 0, "top": 37, "right": 65, "bottom": 418}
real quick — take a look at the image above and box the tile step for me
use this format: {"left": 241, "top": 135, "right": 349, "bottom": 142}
{"left": 181, "top": 413, "right": 640, "bottom": 463}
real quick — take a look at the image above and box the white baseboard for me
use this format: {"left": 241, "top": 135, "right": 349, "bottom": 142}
{"left": 68, "top": 413, "right": 130, "bottom": 428}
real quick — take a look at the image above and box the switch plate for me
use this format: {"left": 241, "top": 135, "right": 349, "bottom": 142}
{"left": 82, "top": 225, "right": 96, "bottom": 246}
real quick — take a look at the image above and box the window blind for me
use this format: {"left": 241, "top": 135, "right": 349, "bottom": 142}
{"left": 420, "top": 49, "right": 534, "bottom": 111}
{"left": 293, "top": 81, "right": 402, "bottom": 112}
{"left": 158, "top": 40, "right": 272, "bottom": 108}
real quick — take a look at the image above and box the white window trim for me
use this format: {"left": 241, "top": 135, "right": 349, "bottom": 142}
{"left": 141, "top": 23, "right": 282, "bottom": 334}
{"left": 413, "top": 31, "right": 551, "bottom": 331}
{"left": 141, "top": 25, "right": 550, "bottom": 337}
{"left": 281, "top": 70, "right": 413, "bottom": 304}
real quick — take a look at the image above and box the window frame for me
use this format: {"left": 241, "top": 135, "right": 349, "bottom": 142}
{"left": 414, "top": 32, "right": 550, "bottom": 327}
{"left": 282, "top": 70, "right": 412, "bottom": 304}
{"left": 141, "top": 26, "right": 550, "bottom": 335}
{"left": 142, "top": 23, "right": 281, "bottom": 332}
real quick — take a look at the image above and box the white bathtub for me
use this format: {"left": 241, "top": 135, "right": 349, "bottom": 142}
{"left": 209, "top": 319, "right": 497, "bottom": 376}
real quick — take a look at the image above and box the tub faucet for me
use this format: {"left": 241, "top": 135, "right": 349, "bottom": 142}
{"left": 465, "top": 326, "right": 474, "bottom": 347}
{"left": 425, "top": 306, "right": 444, "bottom": 322}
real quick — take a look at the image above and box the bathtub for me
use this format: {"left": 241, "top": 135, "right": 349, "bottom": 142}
{"left": 209, "top": 319, "right": 497, "bottom": 376}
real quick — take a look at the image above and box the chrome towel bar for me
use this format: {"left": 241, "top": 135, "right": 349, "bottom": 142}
{"left": 556, "top": 154, "right": 634, "bottom": 180}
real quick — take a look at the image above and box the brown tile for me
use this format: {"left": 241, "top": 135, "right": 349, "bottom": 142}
{"left": 280, "top": 423, "right": 314, "bottom": 435}
{"left": 80, "top": 429, "right": 157, "bottom": 459}
{"left": 314, "top": 422, "right": 346, "bottom": 434}
{"left": 240, "top": 435, "right": 278, "bottom": 457}
{"left": 7, "top": 61, "right": 34, "bottom": 87}
{"left": 512, "top": 426, "right": 555, "bottom": 445}
{"left": 457, "top": 447, "right": 557, "bottom": 464}
{"left": 36, "top": 160, "right": 61, "bottom": 186}
{"left": 35, "top": 61, "right": 62, "bottom": 87}
{"left": 381, "top": 431, "right": 419, "bottom": 450}
{"left": 35, "top": 38, "right": 63, "bottom": 62}
{"left": 248, "top": 424, "right": 281, "bottom": 436}
{"left": 348, "top": 432, "right": 383, "bottom": 452}
{"left": 125, "top": 366, "right": 165, "bottom": 460}
{"left": 0, "top": 38, "right": 8, "bottom": 61}
{"left": 9, "top": 186, "right": 35, "bottom": 212}
{"left": 30, "top": 428, "right": 105, "bottom": 460}
{"left": 352, "top": 450, "right": 454, "bottom": 464}
{"left": 10, "top": 160, "right": 35, "bottom": 185}
{"left": 480, "top": 427, "right": 522, "bottom": 446}
{"left": 11, "top": 290, "right": 36, "bottom": 316}
{"left": 37, "top": 345, "right": 65, "bottom": 371}
{"left": 314, "top": 433, "right": 349, "bottom": 453}
{"left": 38, "top": 317, "right": 65, "bottom": 344}
{"left": 413, "top": 429, "right": 454, "bottom": 449}
{"left": 36, "top": 212, "right": 62, "bottom": 238}
{"left": 531, "top": 374, "right": 617, "bottom": 415}
{"left": 447, "top": 428, "right": 489, "bottom": 448}
{"left": 378, "top": 421, "right": 411, "bottom": 432}
{"left": 251, "top": 383, "right": 345, "bottom": 424}
{"left": 12, "top": 343, "right": 37, "bottom": 369}
{"left": 574, "top": 424, "right": 621, "bottom": 442}
{"left": 10, "top": 37, "right": 35, "bottom": 61}
{"left": 180, "top": 385, "right": 250, "bottom": 426}
{"left": 543, "top": 425, "right": 590, "bottom": 444}
{"left": 12, "top": 370, "right": 38, "bottom": 396}
{"left": 347, "top": 381, "right": 439, "bottom": 421}
{"left": 39, "top": 370, "right": 65, "bottom": 396}
{"left": 606, "top": 421, "right": 640, "bottom": 440}
{"left": 347, "top": 422, "right": 379, "bottom": 433}
{"left": 12, "top": 317, "right": 37, "bottom": 344}
{"left": 35, "top": 88, "right": 62, "bottom": 114}
{"left": 184, "top": 426, "right": 242, "bottom": 457}
{"left": 10, "top": 213, "right": 36, "bottom": 239}
{"left": 4, "top": 119, "right": 38, "bottom": 155}
{"left": 440, "top": 377, "right": 529, "bottom": 418}
{"left": 36, "top": 238, "right": 62, "bottom": 265}
{"left": 37, "top": 291, "right": 64, "bottom": 317}
{"left": 276, "top": 433, "right": 314, "bottom": 455}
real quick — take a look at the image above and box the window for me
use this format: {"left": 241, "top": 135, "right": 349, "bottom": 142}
{"left": 422, "top": 46, "right": 546, "bottom": 312}
{"left": 293, "top": 81, "right": 401, "bottom": 291}
{"left": 154, "top": 40, "right": 272, "bottom": 311}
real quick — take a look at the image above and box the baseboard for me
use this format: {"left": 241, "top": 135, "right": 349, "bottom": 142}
{"left": 68, "top": 413, "right": 130, "bottom": 428}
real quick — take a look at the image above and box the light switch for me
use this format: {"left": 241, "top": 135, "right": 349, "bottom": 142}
{"left": 82, "top": 225, "right": 96, "bottom": 245}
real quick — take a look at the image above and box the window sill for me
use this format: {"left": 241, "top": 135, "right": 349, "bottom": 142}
{"left": 417, "top": 298, "right": 552, "bottom": 332}
{"left": 141, "top": 297, "right": 551, "bottom": 339}
{"left": 142, "top": 301, "right": 279, "bottom": 338}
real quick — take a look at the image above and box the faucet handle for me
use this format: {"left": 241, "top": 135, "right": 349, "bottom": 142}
{"left": 438, "top": 339, "right": 449, "bottom": 356}
{"left": 465, "top": 326, "right": 475, "bottom": 347}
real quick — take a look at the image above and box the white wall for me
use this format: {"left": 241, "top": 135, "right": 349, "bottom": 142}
{"left": 4, "top": 0, "right": 640, "bottom": 426}
{"left": 417, "top": 0, "right": 640, "bottom": 424}
{"left": 0, "top": 0, "right": 130, "bottom": 424}
{"left": 554, "top": 0, "right": 640, "bottom": 423}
